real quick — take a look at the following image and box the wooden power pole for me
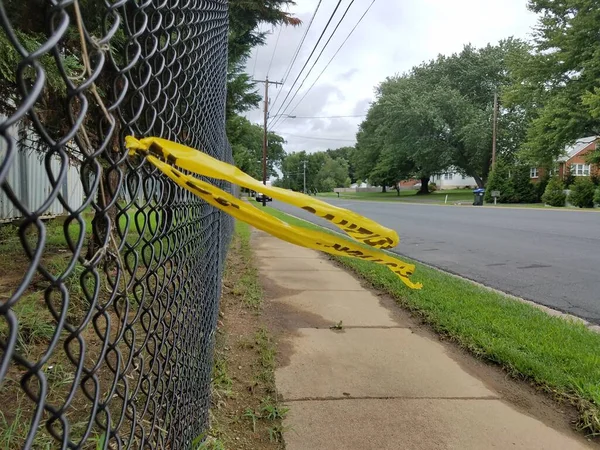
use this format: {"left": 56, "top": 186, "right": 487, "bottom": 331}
{"left": 492, "top": 91, "right": 498, "bottom": 169}
{"left": 253, "top": 76, "right": 282, "bottom": 206}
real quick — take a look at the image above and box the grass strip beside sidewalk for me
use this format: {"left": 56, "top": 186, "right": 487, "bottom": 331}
{"left": 200, "top": 221, "right": 286, "bottom": 449}
{"left": 265, "top": 207, "right": 600, "bottom": 435}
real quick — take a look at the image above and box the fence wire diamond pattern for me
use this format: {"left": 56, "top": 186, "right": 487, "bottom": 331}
{"left": 0, "top": 0, "right": 233, "bottom": 448}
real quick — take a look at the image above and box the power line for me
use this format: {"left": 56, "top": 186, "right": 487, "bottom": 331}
{"left": 270, "top": 0, "right": 324, "bottom": 112}
{"left": 267, "top": 4, "right": 289, "bottom": 77}
{"left": 273, "top": 0, "right": 377, "bottom": 131}
{"left": 268, "top": 0, "right": 344, "bottom": 126}
{"left": 282, "top": 133, "right": 355, "bottom": 142}
{"left": 284, "top": 114, "right": 366, "bottom": 119}
{"left": 270, "top": 0, "right": 357, "bottom": 130}
{"left": 266, "top": 25, "right": 283, "bottom": 77}
{"left": 251, "top": 24, "right": 262, "bottom": 78}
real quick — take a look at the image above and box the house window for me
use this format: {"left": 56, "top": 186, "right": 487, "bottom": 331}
{"left": 530, "top": 167, "right": 539, "bottom": 178}
{"left": 571, "top": 163, "right": 591, "bottom": 176}
{"left": 443, "top": 173, "right": 453, "bottom": 180}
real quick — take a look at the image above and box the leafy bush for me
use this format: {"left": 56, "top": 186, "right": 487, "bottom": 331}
{"left": 511, "top": 166, "right": 538, "bottom": 203}
{"left": 485, "top": 162, "right": 537, "bottom": 203}
{"left": 542, "top": 177, "right": 566, "bottom": 207}
{"left": 428, "top": 183, "right": 437, "bottom": 192}
{"left": 595, "top": 187, "right": 600, "bottom": 206}
{"left": 535, "top": 173, "right": 550, "bottom": 202}
{"left": 568, "top": 177, "right": 596, "bottom": 208}
{"left": 484, "top": 161, "right": 510, "bottom": 203}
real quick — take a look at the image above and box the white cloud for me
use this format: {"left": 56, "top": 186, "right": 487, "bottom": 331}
{"left": 245, "top": 0, "right": 538, "bottom": 154}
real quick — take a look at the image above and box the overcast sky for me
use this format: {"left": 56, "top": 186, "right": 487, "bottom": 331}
{"left": 245, "top": 0, "right": 538, "bottom": 154}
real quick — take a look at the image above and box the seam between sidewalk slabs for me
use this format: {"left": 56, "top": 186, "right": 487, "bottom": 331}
{"left": 283, "top": 395, "right": 501, "bottom": 402}
{"left": 273, "top": 209, "right": 600, "bottom": 334}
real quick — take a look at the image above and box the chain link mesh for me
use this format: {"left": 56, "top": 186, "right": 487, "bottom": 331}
{"left": 0, "top": 0, "right": 233, "bottom": 448}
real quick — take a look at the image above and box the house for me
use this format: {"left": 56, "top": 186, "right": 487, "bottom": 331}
{"left": 530, "top": 136, "right": 599, "bottom": 182}
{"left": 397, "top": 170, "right": 478, "bottom": 190}
{"left": 430, "top": 170, "right": 478, "bottom": 190}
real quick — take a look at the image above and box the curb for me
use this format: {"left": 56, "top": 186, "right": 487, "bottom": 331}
{"left": 316, "top": 196, "right": 600, "bottom": 212}
{"left": 271, "top": 207, "right": 600, "bottom": 335}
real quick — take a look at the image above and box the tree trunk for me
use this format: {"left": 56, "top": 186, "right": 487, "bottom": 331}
{"left": 473, "top": 174, "right": 484, "bottom": 188}
{"left": 86, "top": 168, "right": 119, "bottom": 262}
{"left": 382, "top": 185, "right": 387, "bottom": 193}
{"left": 395, "top": 184, "right": 400, "bottom": 196}
{"left": 417, "top": 176, "right": 430, "bottom": 195}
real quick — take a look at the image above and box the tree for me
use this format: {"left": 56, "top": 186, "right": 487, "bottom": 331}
{"left": 354, "top": 41, "right": 529, "bottom": 193}
{"left": 505, "top": 0, "right": 600, "bottom": 164}
{"left": 542, "top": 177, "right": 566, "bottom": 207}
{"left": 327, "top": 146, "right": 357, "bottom": 183}
{"left": 226, "top": 115, "right": 285, "bottom": 180}
{"left": 568, "top": 177, "right": 596, "bottom": 208}
{"left": 227, "top": 0, "right": 300, "bottom": 116}
{"left": 315, "top": 156, "right": 350, "bottom": 192}
{"left": 511, "top": 166, "right": 538, "bottom": 204}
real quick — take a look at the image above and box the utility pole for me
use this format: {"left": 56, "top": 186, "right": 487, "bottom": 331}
{"left": 492, "top": 91, "right": 498, "bottom": 169}
{"left": 253, "top": 76, "right": 283, "bottom": 206}
{"left": 303, "top": 160, "right": 307, "bottom": 194}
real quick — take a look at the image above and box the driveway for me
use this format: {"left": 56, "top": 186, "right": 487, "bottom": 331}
{"left": 271, "top": 199, "right": 600, "bottom": 324}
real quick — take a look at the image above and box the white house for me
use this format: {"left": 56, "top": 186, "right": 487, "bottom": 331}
{"left": 430, "top": 170, "right": 478, "bottom": 190}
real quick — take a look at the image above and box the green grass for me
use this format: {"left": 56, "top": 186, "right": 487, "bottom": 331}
{"left": 264, "top": 207, "right": 600, "bottom": 435}
{"left": 232, "top": 221, "right": 262, "bottom": 308}
{"left": 317, "top": 189, "right": 473, "bottom": 203}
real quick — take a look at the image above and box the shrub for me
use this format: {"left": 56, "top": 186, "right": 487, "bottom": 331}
{"left": 511, "top": 165, "right": 538, "bottom": 203}
{"left": 535, "top": 173, "right": 550, "bottom": 202}
{"left": 568, "top": 177, "right": 596, "bottom": 208}
{"left": 595, "top": 187, "right": 600, "bottom": 206}
{"left": 542, "top": 177, "right": 566, "bottom": 207}
{"left": 428, "top": 183, "right": 437, "bottom": 192}
{"left": 484, "top": 161, "right": 510, "bottom": 203}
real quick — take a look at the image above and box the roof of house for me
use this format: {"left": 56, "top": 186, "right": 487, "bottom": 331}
{"left": 558, "top": 136, "right": 598, "bottom": 161}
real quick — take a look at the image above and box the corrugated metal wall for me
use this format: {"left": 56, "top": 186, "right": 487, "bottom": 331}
{"left": 0, "top": 119, "right": 86, "bottom": 221}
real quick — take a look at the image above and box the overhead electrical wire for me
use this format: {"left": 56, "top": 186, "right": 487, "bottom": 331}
{"left": 270, "top": 0, "right": 357, "bottom": 130}
{"left": 266, "top": 4, "right": 289, "bottom": 77}
{"left": 281, "top": 133, "right": 355, "bottom": 142}
{"left": 272, "top": 0, "right": 377, "bottom": 132}
{"left": 270, "top": 0, "right": 324, "bottom": 111}
{"left": 251, "top": 24, "right": 262, "bottom": 78}
{"left": 283, "top": 114, "right": 366, "bottom": 119}
{"left": 268, "top": 0, "right": 344, "bottom": 125}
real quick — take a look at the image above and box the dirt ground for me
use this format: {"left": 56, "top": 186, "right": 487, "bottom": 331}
{"left": 207, "top": 229, "right": 286, "bottom": 449}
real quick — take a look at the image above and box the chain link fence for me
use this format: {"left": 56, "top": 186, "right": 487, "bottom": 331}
{"left": 0, "top": 0, "right": 234, "bottom": 448}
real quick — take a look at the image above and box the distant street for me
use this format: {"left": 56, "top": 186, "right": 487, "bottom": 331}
{"left": 272, "top": 199, "right": 600, "bottom": 324}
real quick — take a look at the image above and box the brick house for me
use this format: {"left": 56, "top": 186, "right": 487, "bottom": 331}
{"left": 530, "top": 136, "right": 599, "bottom": 181}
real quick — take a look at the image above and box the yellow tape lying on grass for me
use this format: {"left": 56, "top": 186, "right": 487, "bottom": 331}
{"left": 125, "top": 136, "right": 422, "bottom": 289}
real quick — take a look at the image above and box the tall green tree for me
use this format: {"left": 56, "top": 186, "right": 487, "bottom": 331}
{"left": 226, "top": 115, "right": 285, "bottom": 180}
{"left": 354, "top": 40, "right": 529, "bottom": 190}
{"left": 326, "top": 146, "right": 357, "bottom": 183}
{"left": 314, "top": 156, "right": 351, "bottom": 192}
{"left": 505, "top": 0, "right": 600, "bottom": 164}
{"left": 227, "top": 0, "right": 300, "bottom": 116}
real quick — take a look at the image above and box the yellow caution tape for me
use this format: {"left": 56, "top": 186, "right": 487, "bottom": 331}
{"left": 125, "top": 136, "right": 422, "bottom": 289}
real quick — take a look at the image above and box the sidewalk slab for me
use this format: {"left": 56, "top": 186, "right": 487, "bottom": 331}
{"left": 253, "top": 231, "right": 592, "bottom": 449}
{"left": 259, "top": 256, "right": 343, "bottom": 272}
{"left": 272, "top": 290, "right": 402, "bottom": 327}
{"left": 254, "top": 246, "right": 317, "bottom": 259}
{"left": 276, "top": 328, "right": 494, "bottom": 399}
{"left": 283, "top": 398, "right": 590, "bottom": 450}
{"left": 261, "top": 269, "right": 365, "bottom": 291}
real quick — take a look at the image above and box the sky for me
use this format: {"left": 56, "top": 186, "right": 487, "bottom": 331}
{"left": 244, "top": 0, "right": 539, "bottom": 154}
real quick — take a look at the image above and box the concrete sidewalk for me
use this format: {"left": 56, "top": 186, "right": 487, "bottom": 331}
{"left": 254, "top": 232, "right": 594, "bottom": 450}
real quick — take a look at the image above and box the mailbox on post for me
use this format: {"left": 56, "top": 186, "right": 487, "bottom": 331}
{"left": 491, "top": 190, "right": 500, "bottom": 205}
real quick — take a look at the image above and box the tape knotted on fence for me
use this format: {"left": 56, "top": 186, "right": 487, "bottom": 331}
{"left": 126, "top": 136, "right": 422, "bottom": 289}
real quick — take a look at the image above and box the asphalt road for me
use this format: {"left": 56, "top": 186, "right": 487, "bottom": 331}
{"left": 271, "top": 199, "right": 600, "bottom": 324}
